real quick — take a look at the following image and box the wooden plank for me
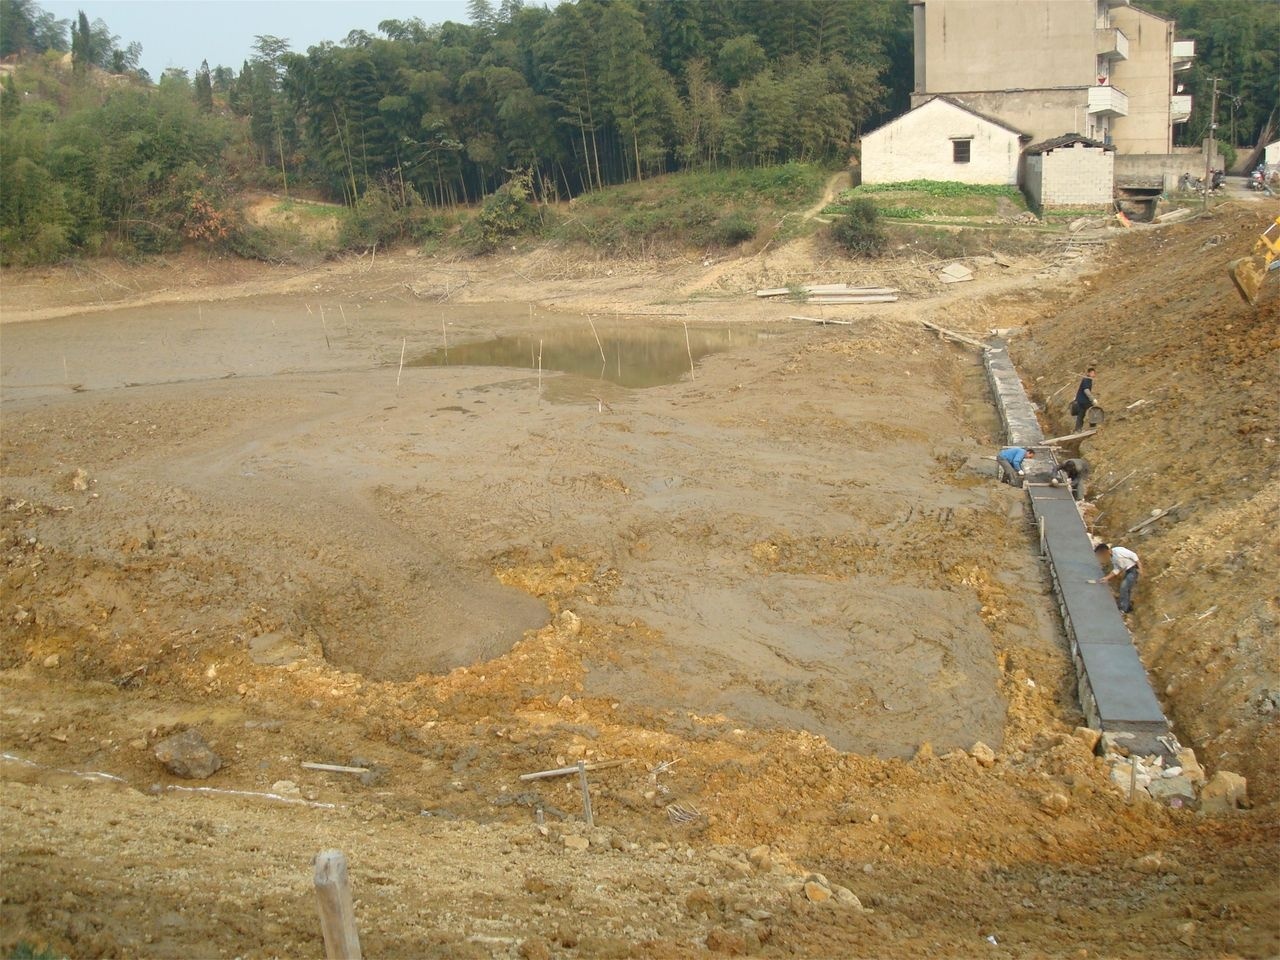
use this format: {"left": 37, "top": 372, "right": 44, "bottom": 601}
{"left": 805, "top": 284, "right": 898, "bottom": 295}
{"left": 1041, "top": 428, "right": 1098, "bottom": 445}
{"left": 789, "top": 315, "right": 853, "bottom": 325}
{"left": 302, "top": 762, "right": 370, "bottom": 775}
{"left": 807, "top": 294, "right": 899, "bottom": 304}
{"left": 314, "top": 850, "right": 362, "bottom": 960}
{"left": 919, "top": 319, "right": 988, "bottom": 350}
{"left": 577, "top": 760, "right": 595, "bottom": 828}
{"left": 756, "top": 286, "right": 899, "bottom": 298}
{"left": 1127, "top": 503, "right": 1181, "bottom": 534}
{"left": 518, "top": 758, "right": 632, "bottom": 782}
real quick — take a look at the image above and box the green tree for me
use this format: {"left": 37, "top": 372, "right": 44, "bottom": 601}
{"left": 716, "top": 34, "right": 766, "bottom": 88}
{"left": 597, "top": 0, "right": 677, "bottom": 181}
{"left": 71, "top": 10, "right": 92, "bottom": 73}
{"left": 195, "top": 60, "right": 214, "bottom": 112}
{"left": 0, "top": 0, "right": 69, "bottom": 57}
{"left": 1144, "top": 0, "right": 1279, "bottom": 151}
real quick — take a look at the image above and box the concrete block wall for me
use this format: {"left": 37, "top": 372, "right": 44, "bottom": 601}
{"left": 1040, "top": 144, "right": 1115, "bottom": 206}
{"left": 983, "top": 339, "right": 1177, "bottom": 762}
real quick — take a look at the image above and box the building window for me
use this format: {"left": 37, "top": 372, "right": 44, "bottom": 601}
{"left": 953, "top": 139, "right": 972, "bottom": 164}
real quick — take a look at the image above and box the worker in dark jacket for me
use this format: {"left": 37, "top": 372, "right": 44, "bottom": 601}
{"left": 1071, "top": 367, "right": 1097, "bottom": 431}
{"left": 1054, "top": 458, "right": 1091, "bottom": 500}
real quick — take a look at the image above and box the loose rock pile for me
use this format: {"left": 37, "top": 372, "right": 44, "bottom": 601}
{"left": 1099, "top": 732, "right": 1249, "bottom": 812}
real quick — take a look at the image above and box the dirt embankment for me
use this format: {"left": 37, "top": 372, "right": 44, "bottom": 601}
{"left": 1010, "top": 204, "right": 1280, "bottom": 801}
{"left": 1, "top": 206, "right": 1277, "bottom": 960}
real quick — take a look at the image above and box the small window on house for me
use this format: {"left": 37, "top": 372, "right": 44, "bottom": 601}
{"left": 953, "top": 139, "right": 972, "bottom": 164}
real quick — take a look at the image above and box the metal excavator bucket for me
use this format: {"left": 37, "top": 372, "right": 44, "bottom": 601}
{"left": 1228, "top": 254, "right": 1268, "bottom": 305}
{"left": 1228, "top": 216, "right": 1280, "bottom": 306}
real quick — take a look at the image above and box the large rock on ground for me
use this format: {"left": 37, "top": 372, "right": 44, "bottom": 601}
{"left": 154, "top": 728, "right": 222, "bottom": 779}
{"left": 1199, "top": 771, "right": 1248, "bottom": 814}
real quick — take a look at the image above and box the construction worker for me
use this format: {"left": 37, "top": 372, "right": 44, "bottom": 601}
{"left": 1089, "top": 543, "right": 1142, "bottom": 614}
{"left": 1071, "top": 367, "right": 1097, "bottom": 432}
{"left": 996, "top": 446, "right": 1035, "bottom": 486}
{"left": 1054, "top": 457, "right": 1091, "bottom": 501}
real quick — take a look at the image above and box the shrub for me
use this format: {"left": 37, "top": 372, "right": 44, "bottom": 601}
{"left": 338, "top": 185, "right": 401, "bottom": 250}
{"left": 708, "top": 211, "right": 757, "bottom": 246}
{"left": 8, "top": 942, "right": 64, "bottom": 960}
{"left": 471, "top": 170, "right": 542, "bottom": 250}
{"left": 830, "top": 198, "right": 885, "bottom": 256}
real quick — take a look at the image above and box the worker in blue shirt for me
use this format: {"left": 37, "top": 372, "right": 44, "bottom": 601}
{"left": 996, "top": 446, "right": 1035, "bottom": 486}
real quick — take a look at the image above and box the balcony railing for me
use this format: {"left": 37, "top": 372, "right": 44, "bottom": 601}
{"left": 1096, "top": 27, "right": 1130, "bottom": 61}
{"left": 1171, "top": 95, "right": 1192, "bottom": 124}
{"left": 1088, "top": 84, "right": 1129, "bottom": 117}
{"left": 1172, "top": 39, "right": 1196, "bottom": 70}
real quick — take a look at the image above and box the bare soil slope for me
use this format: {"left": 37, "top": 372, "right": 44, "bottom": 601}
{"left": 1, "top": 204, "right": 1277, "bottom": 959}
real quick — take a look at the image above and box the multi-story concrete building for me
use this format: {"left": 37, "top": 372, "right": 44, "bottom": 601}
{"left": 908, "top": 0, "right": 1194, "bottom": 156}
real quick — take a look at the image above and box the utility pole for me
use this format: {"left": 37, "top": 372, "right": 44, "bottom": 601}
{"left": 1204, "top": 77, "right": 1220, "bottom": 211}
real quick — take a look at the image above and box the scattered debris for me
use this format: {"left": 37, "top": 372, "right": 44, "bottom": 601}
{"left": 665, "top": 802, "right": 702, "bottom": 824}
{"left": 937, "top": 263, "right": 974, "bottom": 283}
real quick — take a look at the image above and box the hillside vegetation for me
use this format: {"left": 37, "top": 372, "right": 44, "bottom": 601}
{"left": 0, "top": 0, "right": 914, "bottom": 266}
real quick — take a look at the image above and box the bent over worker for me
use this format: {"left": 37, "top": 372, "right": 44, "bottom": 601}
{"left": 996, "top": 446, "right": 1035, "bottom": 487}
{"left": 1089, "top": 543, "right": 1142, "bottom": 614}
{"left": 1054, "top": 457, "right": 1091, "bottom": 501}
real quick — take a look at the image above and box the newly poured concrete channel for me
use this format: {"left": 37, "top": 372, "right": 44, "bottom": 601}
{"left": 983, "top": 339, "right": 1176, "bottom": 759}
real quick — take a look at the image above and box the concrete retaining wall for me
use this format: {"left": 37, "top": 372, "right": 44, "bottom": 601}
{"left": 982, "top": 341, "right": 1176, "bottom": 759}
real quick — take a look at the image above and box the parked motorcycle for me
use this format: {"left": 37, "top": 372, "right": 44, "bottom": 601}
{"left": 1248, "top": 168, "right": 1267, "bottom": 191}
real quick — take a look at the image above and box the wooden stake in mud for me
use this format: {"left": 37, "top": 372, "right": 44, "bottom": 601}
{"left": 538, "top": 339, "right": 543, "bottom": 397}
{"left": 320, "top": 304, "right": 332, "bottom": 351}
{"left": 577, "top": 759, "right": 595, "bottom": 828}
{"left": 396, "top": 337, "right": 406, "bottom": 392}
{"left": 313, "top": 849, "right": 362, "bottom": 960}
{"left": 588, "top": 315, "right": 606, "bottom": 362}
{"left": 683, "top": 321, "right": 695, "bottom": 381}
{"left": 441, "top": 318, "right": 448, "bottom": 364}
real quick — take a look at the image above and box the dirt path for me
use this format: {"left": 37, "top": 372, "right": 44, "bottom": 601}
{"left": 1, "top": 208, "right": 1277, "bottom": 959}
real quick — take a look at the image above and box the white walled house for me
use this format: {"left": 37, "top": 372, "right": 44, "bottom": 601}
{"left": 860, "top": 96, "right": 1029, "bottom": 185}
{"left": 1266, "top": 140, "right": 1280, "bottom": 170}
{"left": 1023, "top": 134, "right": 1115, "bottom": 211}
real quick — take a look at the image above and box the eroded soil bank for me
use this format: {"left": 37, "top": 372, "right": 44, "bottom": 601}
{"left": 1, "top": 208, "right": 1277, "bottom": 959}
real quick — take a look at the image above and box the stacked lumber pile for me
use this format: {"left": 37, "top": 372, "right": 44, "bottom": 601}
{"left": 755, "top": 283, "right": 898, "bottom": 304}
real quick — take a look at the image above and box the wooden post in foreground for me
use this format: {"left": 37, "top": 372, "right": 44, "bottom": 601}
{"left": 314, "top": 849, "right": 362, "bottom": 960}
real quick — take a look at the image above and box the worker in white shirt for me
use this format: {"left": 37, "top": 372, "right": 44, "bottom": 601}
{"left": 1088, "top": 543, "right": 1142, "bottom": 614}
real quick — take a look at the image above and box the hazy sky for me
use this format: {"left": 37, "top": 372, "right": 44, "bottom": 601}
{"left": 41, "top": 1, "right": 474, "bottom": 78}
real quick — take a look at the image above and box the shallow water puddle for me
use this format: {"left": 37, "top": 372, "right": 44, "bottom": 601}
{"left": 411, "top": 321, "right": 781, "bottom": 392}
